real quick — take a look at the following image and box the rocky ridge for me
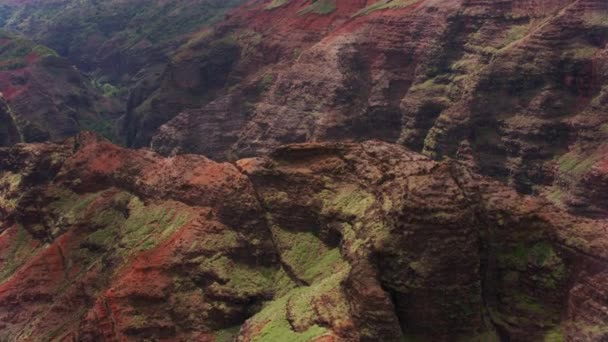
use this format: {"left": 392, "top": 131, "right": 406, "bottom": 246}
{"left": 0, "top": 133, "right": 606, "bottom": 341}
{"left": 0, "top": 31, "right": 121, "bottom": 142}
{"left": 0, "top": 0, "right": 248, "bottom": 89}
{"left": 127, "top": 0, "right": 608, "bottom": 217}
{"left": 1, "top": 0, "right": 606, "bottom": 217}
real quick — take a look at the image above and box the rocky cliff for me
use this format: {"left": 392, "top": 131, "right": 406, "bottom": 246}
{"left": 0, "top": 0, "right": 247, "bottom": 89}
{"left": 1, "top": 0, "right": 606, "bottom": 216}
{"left": 0, "top": 95, "right": 19, "bottom": 146}
{"left": 0, "top": 31, "right": 121, "bottom": 142}
{"left": 0, "top": 133, "right": 606, "bottom": 341}
{"left": 126, "top": 0, "right": 607, "bottom": 217}
{"left": 0, "top": 1, "right": 606, "bottom": 341}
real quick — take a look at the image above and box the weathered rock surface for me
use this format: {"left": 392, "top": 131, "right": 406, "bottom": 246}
{"left": 1, "top": 0, "right": 606, "bottom": 218}
{"left": 125, "top": 0, "right": 608, "bottom": 217}
{"left": 0, "top": 133, "right": 606, "bottom": 341}
{"left": 0, "top": 31, "right": 121, "bottom": 142}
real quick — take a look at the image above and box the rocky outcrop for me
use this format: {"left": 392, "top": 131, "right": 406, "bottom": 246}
{"left": 2, "top": 0, "right": 606, "bottom": 217}
{"left": 0, "top": 0, "right": 606, "bottom": 217}
{"left": 0, "top": 133, "right": 606, "bottom": 341}
{"left": 131, "top": 0, "right": 608, "bottom": 217}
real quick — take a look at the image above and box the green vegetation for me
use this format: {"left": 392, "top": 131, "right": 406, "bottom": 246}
{"left": 91, "top": 79, "right": 127, "bottom": 99}
{"left": 500, "top": 24, "right": 529, "bottom": 49}
{"left": 49, "top": 189, "right": 192, "bottom": 255}
{"left": 86, "top": 227, "right": 115, "bottom": 247}
{"left": 49, "top": 190, "right": 103, "bottom": 224}
{"left": 215, "top": 326, "right": 241, "bottom": 342}
{"left": 0, "top": 31, "right": 57, "bottom": 70}
{"left": 248, "top": 270, "right": 350, "bottom": 341}
{"left": 571, "top": 323, "right": 608, "bottom": 340}
{"left": 0, "top": 172, "right": 22, "bottom": 210}
{"left": 298, "top": 0, "right": 337, "bottom": 15}
{"left": 0, "top": 225, "right": 36, "bottom": 283}
{"left": 514, "top": 294, "right": 544, "bottom": 314}
{"left": 546, "top": 187, "right": 564, "bottom": 208}
{"left": 270, "top": 224, "right": 347, "bottom": 283}
{"left": 497, "top": 242, "right": 563, "bottom": 270}
{"left": 266, "top": 0, "right": 291, "bottom": 10}
{"left": 0, "top": 0, "right": 247, "bottom": 87}
{"left": 273, "top": 267, "right": 299, "bottom": 297}
{"left": 544, "top": 327, "right": 565, "bottom": 342}
{"left": 562, "top": 45, "right": 599, "bottom": 60}
{"left": 319, "top": 187, "right": 375, "bottom": 217}
{"left": 354, "top": 0, "right": 418, "bottom": 16}
{"left": 557, "top": 152, "right": 599, "bottom": 176}
{"left": 79, "top": 116, "right": 118, "bottom": 142}
{"left": 252, "top": 297, "right": 327, "bottom": 342}
{"left": 410, "top": 78, "right": 450, "bottom": 93}
{"left": 490, "top": 291, "right": 560, "bottom": 329}
{"left": 262, "top": 191, "right": 289, "bottom": 208}
{"left": 119, "top": 197, "right": 191, "bottom": 252}
{"left": 259, "top": 73, "right": 276, "bottom": 91}
{"left": 198, "top": 256, "right": 276, "bottom": 298}
{"left": 497, "top": 240, "right": 567, "bottom": 296}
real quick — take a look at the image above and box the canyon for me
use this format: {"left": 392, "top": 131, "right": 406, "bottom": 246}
{"left": 0, "top": 133, "right": 606, "bottom": 341}
{"left": 0, "top": 0, "right": 606, "bottom": 341}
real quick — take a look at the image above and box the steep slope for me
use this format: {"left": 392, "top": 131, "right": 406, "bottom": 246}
{"left": 0, "top": 31, "right": 121, "bottom": 142}
{"left": 118, "top": 0, "right": 608, "bottom": 216}
{"left": 0, "top": 0, "right": 605, "bottom": 216}
{"left": 0, "top": 0, "right": 247, "bottom": 89}
{"left": 0, "top": 133, "right": 606, "bottom": 341}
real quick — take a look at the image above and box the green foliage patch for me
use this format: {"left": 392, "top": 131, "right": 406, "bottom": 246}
{"left": 266, "top": 0, "right": 291, "bottom": 10}
{"left": 298, "top": 0, "right": 337, "bottom": 15}
{"left": 557, "top": 152, "right": 599, "bottom": 176}
{"left": 248, "top": 270, "right": 350, "bottom": 341}
{"left": 270, "top": 224, "right": 347, "bottom": 283}
{"left": 354, "top": 0, "right": 418, "bottom": 16}
{"left": 0, "top": 31, "right": 57, "bottom": 70}
{"left": 0, "top": 225, "right": 36, "bottom": 283}
{"left": 49, "top": 189, "right": 192, "bottom": 255}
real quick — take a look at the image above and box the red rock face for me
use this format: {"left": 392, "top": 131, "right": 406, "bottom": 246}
{"left": 122, "top": 0, "right": 607, "bottom": 216}
{"left": 0, "top": 133, "right": 606, "bottom": 341}
{"left": 0, "top": 34, "right": 121, "bottom": 143}
{"left": 0, "top": 1, "right": 606, "bottom": 341}
{"left": 0, "top": 0, "right": 249, "bottom": 90}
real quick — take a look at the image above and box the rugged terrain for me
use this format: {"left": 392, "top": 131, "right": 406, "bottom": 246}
{"left": 0, "top": 31, "right": 120, "bottom": 142}
{"left": 1, "top": 0, "right": 606, "bottom": 215}
{"left": 132, "top": 0, "right": 608, "bottom": 217}
{"left": 0, "top": 1, "right": 607, "bottom": 341}
{"left": 0, "top": 133, "right": 606, "bottom": 341}
{"left": 0, "top": 0, "right": 247, "bottom": 89}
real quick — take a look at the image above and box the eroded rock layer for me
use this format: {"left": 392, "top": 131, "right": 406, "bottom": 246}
{"left": 0, "top": 133, "right": 606, "bottom": 341}
{"left": 121, "top": 0, "right": 608, "bottom": 216}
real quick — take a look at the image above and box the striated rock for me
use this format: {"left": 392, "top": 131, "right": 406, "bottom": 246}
{"left": 0, "top": 0, "right": 606, "bottom": 218}
{"left": 0, "top": 133, "right": 606, "bottom": 341}
{"left": 0, "top": 0, "right": 248, "bottom": 88}
{"left": 135, "top": 0, "right": 608, "bottom": 217}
